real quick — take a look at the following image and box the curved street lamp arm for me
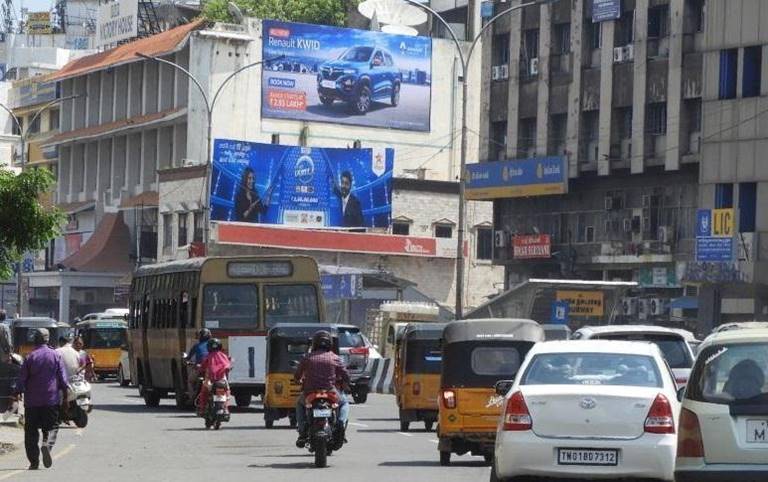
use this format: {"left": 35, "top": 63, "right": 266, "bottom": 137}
{"left": 402, "top": 0, "right": 466, "bottom": 70}
{"left": 210, "top": 55, "right": 286, "bottom": 111}
{"left": 25, "top": 95, "right": 81, "bottom": 141}
{"left": 137, "top": 53, "right": 212, "bottom": 116}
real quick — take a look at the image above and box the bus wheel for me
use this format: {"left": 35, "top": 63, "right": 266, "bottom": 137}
{"left": 173, "top": 372, "right": 188, "bottom": 410}
{"left": 235, "top": 393, "right": 251, "bottom": 408}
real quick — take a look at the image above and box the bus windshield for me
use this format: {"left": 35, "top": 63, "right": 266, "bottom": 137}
{"left": 203, "top": 284, "right": 260, "bottom": 329}
{"left": 265, "top": 284, "right": 319, "bottom": 328}
{"left": 82, "top": 328, "right": 127, "bottom": 349}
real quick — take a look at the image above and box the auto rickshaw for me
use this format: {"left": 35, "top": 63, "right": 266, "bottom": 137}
{"left": 395, "top": 323, "right": 446, "bottom": 432}
{"left": 75, "top": 317, "right": 128, "bottom": 378}
{"left": 11, "top": 317, "right": 72, "bottom": 357}
{"left": 437, "top": 318, "right": 544, "bottom": 466}
{"left": 264, "top": 323, "right": 341, "bottom": 429}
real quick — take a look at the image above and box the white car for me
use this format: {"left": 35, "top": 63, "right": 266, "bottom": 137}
{"left": 573, "top": 325, "right": 695, "bottom": 386}
{"left": 675, "top": 328, "right": 768, "bottom": 482}
{"left": 492, "top": 340, "right": 680, "bottom": 481}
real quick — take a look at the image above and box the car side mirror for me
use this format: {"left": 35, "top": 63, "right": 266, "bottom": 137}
{"left": 677, "top": 386, "right": 686, "bottom": 402}
{"left": 495, "top": 379, "right": 515, "bottom": 397}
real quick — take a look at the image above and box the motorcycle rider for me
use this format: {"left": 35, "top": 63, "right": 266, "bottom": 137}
{"left": 186, "top": 328, "right": 211, "bottom": 405}
{"left": 293, "top": 330, "right": 350, "bottom": 448}
{"left": 196, "top": 338, "right": 231, "bottom": 416}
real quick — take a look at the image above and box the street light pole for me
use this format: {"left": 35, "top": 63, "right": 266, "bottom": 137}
{"left": 403, "top": 0, "right": 557, "bottom": 319}
{"left": 0, "top": 94, "right": 81, "bottom": 317}
{"left": 137, "top": 53, "right": 284, "bottom": 247}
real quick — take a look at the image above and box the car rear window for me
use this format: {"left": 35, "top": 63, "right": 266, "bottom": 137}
{"left": 522, "top": 353, "right": 663, "bottom": 388}
{"left": 687, "top": 343, "right": 768, "bottom": 405}
{"left": 338, "top": 328, "right": 364, "bottom": 349}
{"left": 595, "top": 333, "right": 693, "bottom": 369}
{"left": 471, "top": 347, "right": 521, "bottom": 376}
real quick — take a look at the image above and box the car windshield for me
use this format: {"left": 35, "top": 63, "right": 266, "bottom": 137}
{"left": 596, "top": 333, "right": 693, "bottom": 369}
{"left": 522, "top": 353, "right": 663, "bottom": 387}
{"left": 264, "top": 284, "right": 319, "bottom": 328}
{"left": 338, "top": 328, "right": 364, "bottom": 349}
{"left": 82, "top": 328, "right": 126, "bottom": 349}
{"left": 340, "top": 46, "right": 373, "bottom": 62}
{"left": 203, "top": 284, "right": 259, "bottom": 329}
{"left": 688, "top": 342, "right": 768, "bottom": 404}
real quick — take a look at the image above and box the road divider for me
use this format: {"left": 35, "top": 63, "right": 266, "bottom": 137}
{"left": 368, "top": 358, "right": 395, "bottom": 394}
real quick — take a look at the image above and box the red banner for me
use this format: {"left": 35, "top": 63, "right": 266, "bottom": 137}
{"left": 513, "top": 234, "right": 551, "bottom": 259}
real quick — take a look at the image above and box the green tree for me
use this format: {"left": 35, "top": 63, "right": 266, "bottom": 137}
{"left": 0, "top": 168, "right": 62, "bottom": 280}
{"left": 202, "top": 0, "right": 353, "bottom": 26}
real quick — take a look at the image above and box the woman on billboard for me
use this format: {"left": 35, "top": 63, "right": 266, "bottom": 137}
{"left": 234, "top": 167, "right": 271, "bottom": 223}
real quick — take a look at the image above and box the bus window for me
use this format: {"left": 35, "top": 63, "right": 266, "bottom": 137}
{"left": 203, "top": 284, "right": 259, "bottom": 329}
{"left": 264, "top": 285, "right": 319, "bottom": 328}
{"left": 179, "top": 291, "right": 189, "bottom": 329}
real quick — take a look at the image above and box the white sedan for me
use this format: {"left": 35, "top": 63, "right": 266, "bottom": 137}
{"left": 491, "top": 340, "right": 680, "bottom": 481}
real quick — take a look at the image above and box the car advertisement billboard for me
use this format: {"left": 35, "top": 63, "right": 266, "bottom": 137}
{"left": 210, "top": 139, "right": 394, "bottom": 229}
{"left": 465, "top": 156, "right": 568, "bottom": 200}
{"left": 261, "top": 20, "right": 432, "bottom": 132}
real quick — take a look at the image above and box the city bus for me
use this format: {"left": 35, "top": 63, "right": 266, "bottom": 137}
{"left": 127, "top": 256, "right": 324, "bottom": 408}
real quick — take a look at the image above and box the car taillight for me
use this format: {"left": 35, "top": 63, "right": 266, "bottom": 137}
{"left": 413, "top": 382, "right": 421, "bottom": 396}
{"left": 349, "top": 347, "right": 369, "bottom": 356}
{"left": 645, "top": 394, "right": 675, "bottom": 434}
{"left": 442, "top": 390, "right": 456, "bottom": 409}
{"left": 677, "top": 408, "right": 705, "bottom": 458}
{"left": 502, "top": 391, "right": 532, "bottom": 431}
{"left": 274, "top": 382, "right": 283, "bottom": 395}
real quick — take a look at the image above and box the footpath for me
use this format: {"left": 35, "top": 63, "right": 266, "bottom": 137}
{"left": 0, "top": 415, "right": 22, "bottom": 457}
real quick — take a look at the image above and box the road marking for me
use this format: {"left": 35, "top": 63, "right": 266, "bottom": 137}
{"left": 75, "top": 429, "right": 84, "bottom": 437}
{"left": 53, "top": 444, "right": 76, "bottom": 459}
{"left": 0, "top": 444, "right": 75, "bottom": 480}
{"left": 397, "top": 432, "right": 413, "bottom": 437}
{"left": 348, "top": 422, "right": 368, "bottom": 428}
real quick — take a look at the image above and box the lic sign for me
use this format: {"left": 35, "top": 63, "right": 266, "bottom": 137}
{"left": 696, "top": 208, "right": 734, "bottom": 262}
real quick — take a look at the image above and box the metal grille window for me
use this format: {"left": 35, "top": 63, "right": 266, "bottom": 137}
{"left": 493, "top": 33, "right": 510, "bottom": 65}
{"left": 519, "top": 118, "right": 537, "bottom": 152}
{"left": 554, "top": 23, "right": 571, "bottom": 55}
{"left": 490, "top": 121, "right": 507, "bottom": 160}
{"left": 177, "top": 213, "right": 188, "bottom": 246}
{"left": 686, "top": 99, "right": 702, "bottom": 132}
{"left": 719, "top": 49, "right": 738, "bottom": 99}
{"left": 193, "top": 211, "right": 204, "bottom": 242}
{"left": 588, "top": 20, "right": 602, "bottom": 49}
{"left": 392, "top": 222, "right": 410, "bottom": 236}
{"left": 645, "top": 103, "right": 667, "bottom": 135}
{"left": 476, "top": 228, "right": 493, "bottom": 260}
{"left": 49, "top": 109, "right": 59, "bottom": 131}
{"left": 616, "top": 10, "right": 634, "bottom": 45}
{"left": 435, "top": 224, "right": 453, "bottom": 238}
{"left": 648, "top": 5, "right": 670, "bottom": 38}
{"left": 162, "top": 214, "right": 173, "bottom": 249}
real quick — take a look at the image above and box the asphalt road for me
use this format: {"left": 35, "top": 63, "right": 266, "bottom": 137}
{"left": 0, "top": 383, "right": 488, "bottom": 481}
{"left": 262, "top": 71, "right": 432, "bottom": 131}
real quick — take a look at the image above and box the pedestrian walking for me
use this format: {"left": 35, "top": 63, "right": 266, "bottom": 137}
{"left": 13, "top": 328, "right": 68, "bottom": 470}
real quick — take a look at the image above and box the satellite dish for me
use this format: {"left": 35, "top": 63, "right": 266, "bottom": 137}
{"left": 381, "top": 24, "right": 418, "bottom": 36}
{"left": 358, "top": 0, "right": 427, "bottom": 27}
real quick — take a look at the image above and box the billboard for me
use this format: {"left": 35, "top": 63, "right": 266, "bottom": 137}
{"left": 96, "top": 0, "right": 138, "bottom": 48}
{"left": 261, "top": 20, "right": 432, "bottom": 132}
{"left": 695, "top": 208, "right": 734, "bottom": 262}
{"left": 26, "top": 12, "right": 52, "bottom": 34}
{"left": 465, "top": 157, "right": 567, "bottom": 200}
{"left": 513, "top": 234, "right": 551, "bottom": 259}
{"left": 211, "top": 139, "right": 393, "bottom": 229}
{"left": 556, "top": 290, "right": 604, "bottom": 318}
{"left": 592, "top": 0, "right": 621, "bottom": 22}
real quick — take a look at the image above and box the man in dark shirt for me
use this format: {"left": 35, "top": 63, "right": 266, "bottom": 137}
{"left": 293, "top": 330, "right": 350, "bottom": 447}
{"left": 14, "top": 328, "right": 68, "bottom": 470}
{"left": 333, "top": 171, "right": 364, "bottom": 228}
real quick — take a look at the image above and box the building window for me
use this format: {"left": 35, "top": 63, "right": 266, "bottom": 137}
{"left": 177, "top": 213, "right": 188, "bottom": 246}
{"left": 615, "top": 10, "right": 634, "bottom": 46}
{"left": 522, "top": 29, "right": 539, "bottom": 61}
{"left": 519, "top": 118, "right": 537, "bottom": 154}
{"left": 492, "top": 33, "right": 509, "bottom": 65}
{"left": 619, "top": 107, "right": 633, "bottom": 139}
{"left": 49, "top": 109, "right": 59, "bottom": 131}
{"left": 687, "top": 0, "right": 705, "bottom": 33}
{"left": 715, "top": 183, "right": 734, "bottom": 209}
{"left": 554, "top": 23, "right": 571, "bottom": 55}
{"left": 28, "top": 115, "right": 40, "bottom": 134}
{"left": 476, "top": 228, "right": 493, "bottom": 260}
{"left": 739, "top": 183, "right": 756, "bottom": 233}
{"left": 490, "top": 121, "right": 507, "bottom": 161}
{"left": 588, "top": 19, "right": 602, "bottom": 49}
{"left": 719, "top": 49, "right": 739, "bottom": 100}
{"left": 392, "top": 222, "right": 410, "bottom": 236}
{"left": 686, "top": 98, "right": 702, "bottom": 132}
{"left": 162, "top": 214, "right": 173, "bottom": 250}
{"left": 645, "top": 103, "right": 667, "bottom": 135}
{"left": 435, "top": 224, "right": 453, "bottom": 238}
{"left": 648, "top": 5, "right": 670, "bottom": 38}
{"left": 193, "top": 211, "right": 204, "bottom": 242}
{"left": 548, "top": 114, "right": 567, "bottom": 156}
{"left": 743, "top": 46, "right": 762, "bottom": 98}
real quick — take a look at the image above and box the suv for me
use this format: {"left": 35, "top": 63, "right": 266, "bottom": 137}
{"left": 676, "top": 328, "right": 768, "bottom": 482}
{"left": 337, "top": 325, "right": 372, "bottom": 404}
{"left": 317, "top": 46, "right": 402, "bottom": 115}
{"left": 572, "top": 325, "right": 695, "bottom": 386}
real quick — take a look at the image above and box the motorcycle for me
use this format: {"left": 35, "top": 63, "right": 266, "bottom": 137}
{"left": 302, "top": 390, "right": 346, "bottom": 468}
{"left": 61, "top": 374, "right": 92, "bottom": 428}
{"left": 201, "top": 378, "right": 230, "bottom": 430}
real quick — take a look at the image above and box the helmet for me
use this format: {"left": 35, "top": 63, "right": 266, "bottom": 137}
{"left": 32, "top": 328, "right": 50, "bottom": 346}
{"left": 311, "top": 330, "right": 333, "bottom": 352}
{"left": 207, "top": 338, "right": 222, "bottom": 352}
{"left": 198, "top": 328, "right": 211, "bottom": 342}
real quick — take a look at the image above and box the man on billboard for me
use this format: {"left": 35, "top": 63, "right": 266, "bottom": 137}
{"left": 234, "top": 167, "right": 272, "bottom": 222}
{"left": 334, "top": 171, "right": 363, "bottom": 227}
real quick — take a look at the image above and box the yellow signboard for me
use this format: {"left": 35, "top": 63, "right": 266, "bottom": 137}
{"left": 556, "top": 291, "right": 604, "bottom": 318}
{"left": 26, "top": 12, "right": 52, "bottom": 34}
{"left": 712, "top": 208, "right": 735, "bottom": 237}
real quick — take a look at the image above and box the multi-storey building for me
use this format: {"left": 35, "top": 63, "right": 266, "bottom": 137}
{"left": 480, "top": 0, "right": 705, "bottom": 324}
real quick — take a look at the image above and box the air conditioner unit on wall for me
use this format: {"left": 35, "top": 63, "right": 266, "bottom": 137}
{"left": 623, "top": 44, "right": 634, "bottom": 61}
{"left": 621, "top": 297, "right": 638, "bottom": 316}
{"left": 500, "top": 64, "right": 509, "bottom": 79}
{"left": 613, "top": 47, "right": 624, "bottom": 63}
{"left": 658, "top": 225, "right": 673, "bottom": 243}
{"left": 637, "top": 299, "right": 650, "bottom": 320}
{"left": 494, "top": 230, "right": 508, "bottom": 248}
{"left": 530, "top": 58, "right": 539, "bottom": 75}
{"left": 650, "top": 298, "right": 667, "bottom": 316}
{"left": 492, "top": 65, "right": 501, "bottom": 80}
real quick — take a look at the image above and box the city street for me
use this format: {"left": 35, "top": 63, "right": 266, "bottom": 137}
{"left": 0, "top": 383, "right": 488, "bottom": 481}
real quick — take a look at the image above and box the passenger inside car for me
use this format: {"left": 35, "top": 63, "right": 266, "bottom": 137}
{"left": 724, "top": 359, "right": 765, "bottom": 400}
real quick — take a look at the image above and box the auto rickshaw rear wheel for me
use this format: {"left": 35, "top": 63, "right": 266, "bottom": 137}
{"left": 439, "top": 450, "right": 451, "bottom": 466}
{"left": 424, "top": 420, "right": 434, "bottom": 432}
{"left": 399, "top": 420, "right": 410, "bottom": 432}
{"left": 235, "top": 393, "right": 251, "bottom": 408}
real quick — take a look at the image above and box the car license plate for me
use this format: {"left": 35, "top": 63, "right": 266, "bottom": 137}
{"left": 746, "top": 420, "right": 768, "bottom": 443}
{"left": 321, "top": 79, "right": 336, "bottom": 89}
{"left": 213, "top": 395, "right": 228, "bottom": 402}
{"left": 313, "top": 409, "right": 332, "bottom": 418}
{"left": 557, "top": 448, "right": 618, "bottom": 466}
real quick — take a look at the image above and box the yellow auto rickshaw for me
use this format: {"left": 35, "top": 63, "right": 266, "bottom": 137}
{"left": 437, "top": 319, "right": 544, "bottom": 466}
{"left": 395, "top": 322, "right": 446, "bottom": 432}
{"left": 76, "top": 317, "right": 128, "bottom": 378}
{"left": 11, "top": 317, "right": 72, "bottom": 357}
{"left": 264, "top": 323, "right": 341, "bottom": 429}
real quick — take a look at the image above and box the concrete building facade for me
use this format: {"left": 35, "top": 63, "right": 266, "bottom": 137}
{"left": 481, "top": 0, "right": 705, "bottom": 326}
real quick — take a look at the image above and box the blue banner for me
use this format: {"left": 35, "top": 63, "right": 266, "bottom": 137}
{"left": 696, "top": 237, "right": 733, "bottom": 262}
{"left": 210, "top": 139, "right": 393, "bottom": 229}
{"left": 551, "top": 301, "right": 570, "bottom": 325}
{"left": 322, "top": 274, "right": 361, "bottom": 300}
{"left": 696, "top": 209, "right": 712, "bottom": 237}
{"left": 465, "top": 157, "right": 567, "bottom": 200}
{"left": 261, "top": 20, "right": 432, "bottom": 132}
{"left": 592, "top": 0, "right": 621, "bottom": 22}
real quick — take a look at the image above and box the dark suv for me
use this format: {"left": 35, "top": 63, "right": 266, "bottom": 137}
{"left": 317, "top": 46, "right": 402, "bottom": 115}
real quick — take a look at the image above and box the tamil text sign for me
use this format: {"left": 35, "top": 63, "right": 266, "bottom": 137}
{"left": 592, "top": 0, "right": 621, "bottom": 22}
{"left": 96, "top": 0, "right": 138, "bottom": 48}
{"left": 696, "top": 208, "right": 734, "bottom": 262}
{"left": 211, "top": 139, "right": 393, "bottom": 229}
{"left": 261, "top": 20, "right": 432, "bottom": 132}
{"left": 465, "top": 157, "right": 567, "bottom": 200}
{"left": 513, "top": 234, "right": 551, "bottom": 259}
{"left": 26, "top": 12, "right": 52, "bottom": 34}
{"left": 556, "top": 291, "right": 604, "bottom": 317}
